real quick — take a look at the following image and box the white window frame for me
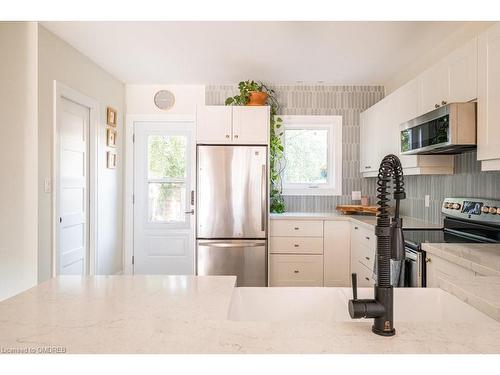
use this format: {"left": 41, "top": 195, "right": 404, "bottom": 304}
{"left": 280, "top": 115, "right": 342, "bottom": 196}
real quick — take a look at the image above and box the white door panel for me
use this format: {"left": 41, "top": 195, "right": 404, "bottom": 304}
{"left": 57, "top": 97, "right": 89, "bottom": 275}
{"left": 133, "top": 122, "right": 195, "bottom": 274}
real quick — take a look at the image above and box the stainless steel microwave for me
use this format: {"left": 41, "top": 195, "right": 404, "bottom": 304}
{"left": 399, "top": 102, "right": 476, "bottom": 155}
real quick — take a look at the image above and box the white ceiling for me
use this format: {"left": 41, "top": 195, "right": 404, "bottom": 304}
{"left": 42, "top": 21, "right": 480, "bottom": 85}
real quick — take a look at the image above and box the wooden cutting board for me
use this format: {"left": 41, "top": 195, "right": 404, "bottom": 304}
{"left": 336, "top": 205, "right": 379, "bottom": 215}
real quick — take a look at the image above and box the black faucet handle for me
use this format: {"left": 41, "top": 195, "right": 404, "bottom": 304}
{"left": 351, "top": 273, "right": 358, "bottom": 300}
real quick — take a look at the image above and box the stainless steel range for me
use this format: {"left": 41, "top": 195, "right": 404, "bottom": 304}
{"left": 402, "top": 197, "right": 500, "bottom": 287}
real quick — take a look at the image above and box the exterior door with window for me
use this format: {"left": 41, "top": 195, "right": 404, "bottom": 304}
{"left": 133, "top": 122, "right": 195, "bottom": 274}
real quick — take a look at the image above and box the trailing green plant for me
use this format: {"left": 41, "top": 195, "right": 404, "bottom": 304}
{"left": 225, "top": 80, "right": 286, "bottom": 213}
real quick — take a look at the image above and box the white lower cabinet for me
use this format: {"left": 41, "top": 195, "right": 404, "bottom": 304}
{"left": 426, "top": 254, "right": 476, "bottom": 287}
{"left": 269, "top": 254, "right": 323, "bottom": 287}
{"left": 351, "top": 261, "right": 375, "bottom": 287}
{"left": 350, "top": 223, "right": 376, "bottom": 287}
{"left": 269, "top": 219, "right": 351, "bottom": 287}
{"left": 323, "top": 221, "right": 351, "bottom": 287}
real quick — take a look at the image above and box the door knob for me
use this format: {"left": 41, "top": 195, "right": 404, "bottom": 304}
{"left": 184, "top": 209, "right": 195, "bottom": 215}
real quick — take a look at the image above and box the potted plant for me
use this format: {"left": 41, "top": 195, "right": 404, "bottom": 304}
{"left": 225, "top": 80, "right": 271, "bottom": 106}
{"left": 225, "top": 80, "right": 286, "bottom": 213}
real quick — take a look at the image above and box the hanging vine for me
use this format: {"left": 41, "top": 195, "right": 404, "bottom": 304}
{"left": 225, "top": 80, "right": 286, "bottom": 213}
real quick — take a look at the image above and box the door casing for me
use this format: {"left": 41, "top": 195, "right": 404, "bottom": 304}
{"left": 53, "top": 81, "right": 99, "bottom": 277}
{"left": 124, "top": 114, "right": 196, "bottom": 274}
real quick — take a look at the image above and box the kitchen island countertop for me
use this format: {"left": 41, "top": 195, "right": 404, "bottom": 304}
{"left": 1, "top": 275, "right": 500, "bottom": 354}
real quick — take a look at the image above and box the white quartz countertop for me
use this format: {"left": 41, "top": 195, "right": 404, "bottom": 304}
{"left": 270, "top": 212, "right": 442, "bottom": 230}
{"left": 1, "top": 275, "right": 500, "bottom": 354}
{"left": 422, "top": 243, "right": 500, "bottom": 275}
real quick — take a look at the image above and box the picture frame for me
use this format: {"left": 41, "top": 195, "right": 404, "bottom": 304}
{"left": 106, "top": 151, "right": 117, "bottom": 169}
{"left": 106, "top": 128, "right": 117, "bottom": 148}
{"left": 106, "top": 107, "right": 117, "bottom": 127}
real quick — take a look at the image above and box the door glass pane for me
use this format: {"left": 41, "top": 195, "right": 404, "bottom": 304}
{"left": 148, "top": 183, "right": 186, "bottom": 223}
{"left": 148, "top": 135, "right": 187, "bottom": 179}
{"left": 284, "top": 128, "right": 328, "bottom": 184}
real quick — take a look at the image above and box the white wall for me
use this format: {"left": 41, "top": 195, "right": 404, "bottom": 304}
{"left": 126, "top": 85, "right": 205, "bottom": 115}
{"left": 384, "top": 22, "right": 494, "bottom": 94}
{"left": 0, "top": 22, "right": 38, "bottom": 300}
{"left": 38, "top": 25, "right": 125, "bottom": 281}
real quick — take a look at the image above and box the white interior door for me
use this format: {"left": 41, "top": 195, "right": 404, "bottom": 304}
{"left": 57, "top": 97, "right": 89, "bottom": 275}
{"left": 133, "top": 122, "right": 195, "bottom": 274}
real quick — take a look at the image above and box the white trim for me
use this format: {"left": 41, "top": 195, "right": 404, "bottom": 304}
{"left": 53, "top": 81, "right": 99, "bottom": 277}
{"left": 279, "top": 115, "right": 343, "bottom": 196}
{"left": 124, "top": 114, "right": 196, "bottom": 275}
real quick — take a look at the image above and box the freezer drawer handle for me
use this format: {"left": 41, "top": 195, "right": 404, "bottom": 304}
{"left": 198, "top": 242, "right": 264, "bottom": 248}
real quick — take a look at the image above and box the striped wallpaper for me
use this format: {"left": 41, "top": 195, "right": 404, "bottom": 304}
{"left": 205, "top": 84, "right": 500, "bottom": 224}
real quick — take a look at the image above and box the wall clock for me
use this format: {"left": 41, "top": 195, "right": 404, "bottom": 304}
{"left": 153, "top": 90, "right": 175, "bottom": 111}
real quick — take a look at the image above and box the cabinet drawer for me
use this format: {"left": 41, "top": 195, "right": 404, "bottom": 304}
{"left": 270, "top": 237, "right": 323, "bottom": 254}
{"left": 351, "top": 224, "right": 376, "bottom": 249}
{"left": 271, "top": 220, "right": 323, "bottom": 237}
{"left": 269, "top": 254, "right": 323, "bottom": 286}
{"left": 353, "top": 242, "right": 375, "bottom": 270}
{"left": 352, "top": 261, "right": 375, "bottom": 287}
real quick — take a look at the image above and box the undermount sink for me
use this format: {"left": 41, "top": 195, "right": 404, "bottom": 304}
{"left": 228, "top": 287, "right": 497, "bottom": 324}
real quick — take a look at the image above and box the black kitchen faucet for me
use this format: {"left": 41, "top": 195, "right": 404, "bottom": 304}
{"left": 348, "top": 154, "right": 406, "bottom": 336}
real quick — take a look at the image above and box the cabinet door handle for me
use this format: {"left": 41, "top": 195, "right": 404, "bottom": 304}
{"left": 365, "top": 256, "right": 370, "bottom": 260}
{"left": 435, "top": 104, "right": 440, "bottom": 108}
{"left": 365, "top": 236, "right": 370, "bottom": 240}
{"left": 441, "top": 100, "right": 447, "bottom": 106}
{"left": 234, "top": 134, "right": 239, "bottom": 139}
{"left": 354, "top": 226, "right": 358, "bottom": 230}
{"left": 294, "top": 270, "right": 300, "bottom": 274}
{"left": 365, "top": 277, "right": 370, "bottom": 281}
{"left": 225, "top": 134, "right": 230, "bottom": 138}
{"left": 294, "top": 244, "right": 299, "bottom": 248}
{"left": 294, "top": 227, "right": 300, "bottom": 230}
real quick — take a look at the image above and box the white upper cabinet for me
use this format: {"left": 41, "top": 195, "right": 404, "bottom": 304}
{"left": 359, "top": 35, "right": 480, "bottom": 177}
{"left": 446, "top": 37, "right": 478, "bottom": 103}
{"left": 478, "top": 23, "right": 500, "bottom": 171}
{"left": 196, "top": 106, "right": 232, "bottom": 144}
{"left": 232, "top": 106, "right": 269, "bottom": 144}
{"left": 197, "top": 105, "right": 269, "bottom": 144}
{"left": 418, "top": 62, "right": 449, "bottom": 114}
{"left": 418, "top": 37, "right": 478, "bottom": 115}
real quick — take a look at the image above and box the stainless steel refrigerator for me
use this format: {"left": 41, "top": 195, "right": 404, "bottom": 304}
{"left": 196, "top": 145, "right": 267, "bottom": 286}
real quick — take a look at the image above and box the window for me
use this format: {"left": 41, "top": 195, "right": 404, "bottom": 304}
{"left": 280, "top": 116, "right": 342, "bottom": 196}
{"left": 147, "top": 135, "right": 188, "bottom": 223}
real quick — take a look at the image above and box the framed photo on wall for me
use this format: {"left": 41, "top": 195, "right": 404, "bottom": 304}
{"left": 106, "top": 107, "right": 117, "bottom": 127}
{"left": 106, "top": 151, "right": 117, "bottom": 169}
{"left": 107, "top": 128, "right": 117, "bottom": 147}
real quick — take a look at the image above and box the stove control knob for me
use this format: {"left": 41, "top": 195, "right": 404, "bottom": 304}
{"left": 443, "top": 202, "right": 450, "bottom": 209}
{"left": 453, "top": 203, "right": 461, "bottom": 210}
{"left": 483, "top": 206, "right": 490, "bottom": 214}
{"left": 489, "top": 207, "right": 497, "bottom": 214}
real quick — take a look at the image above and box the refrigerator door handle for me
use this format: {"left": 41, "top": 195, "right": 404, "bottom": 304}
{"left": 199, "top": 242, "right": 264, "bottom": 248}
{"left": 261, "top": 164, "right": 266, "bottom": 232}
